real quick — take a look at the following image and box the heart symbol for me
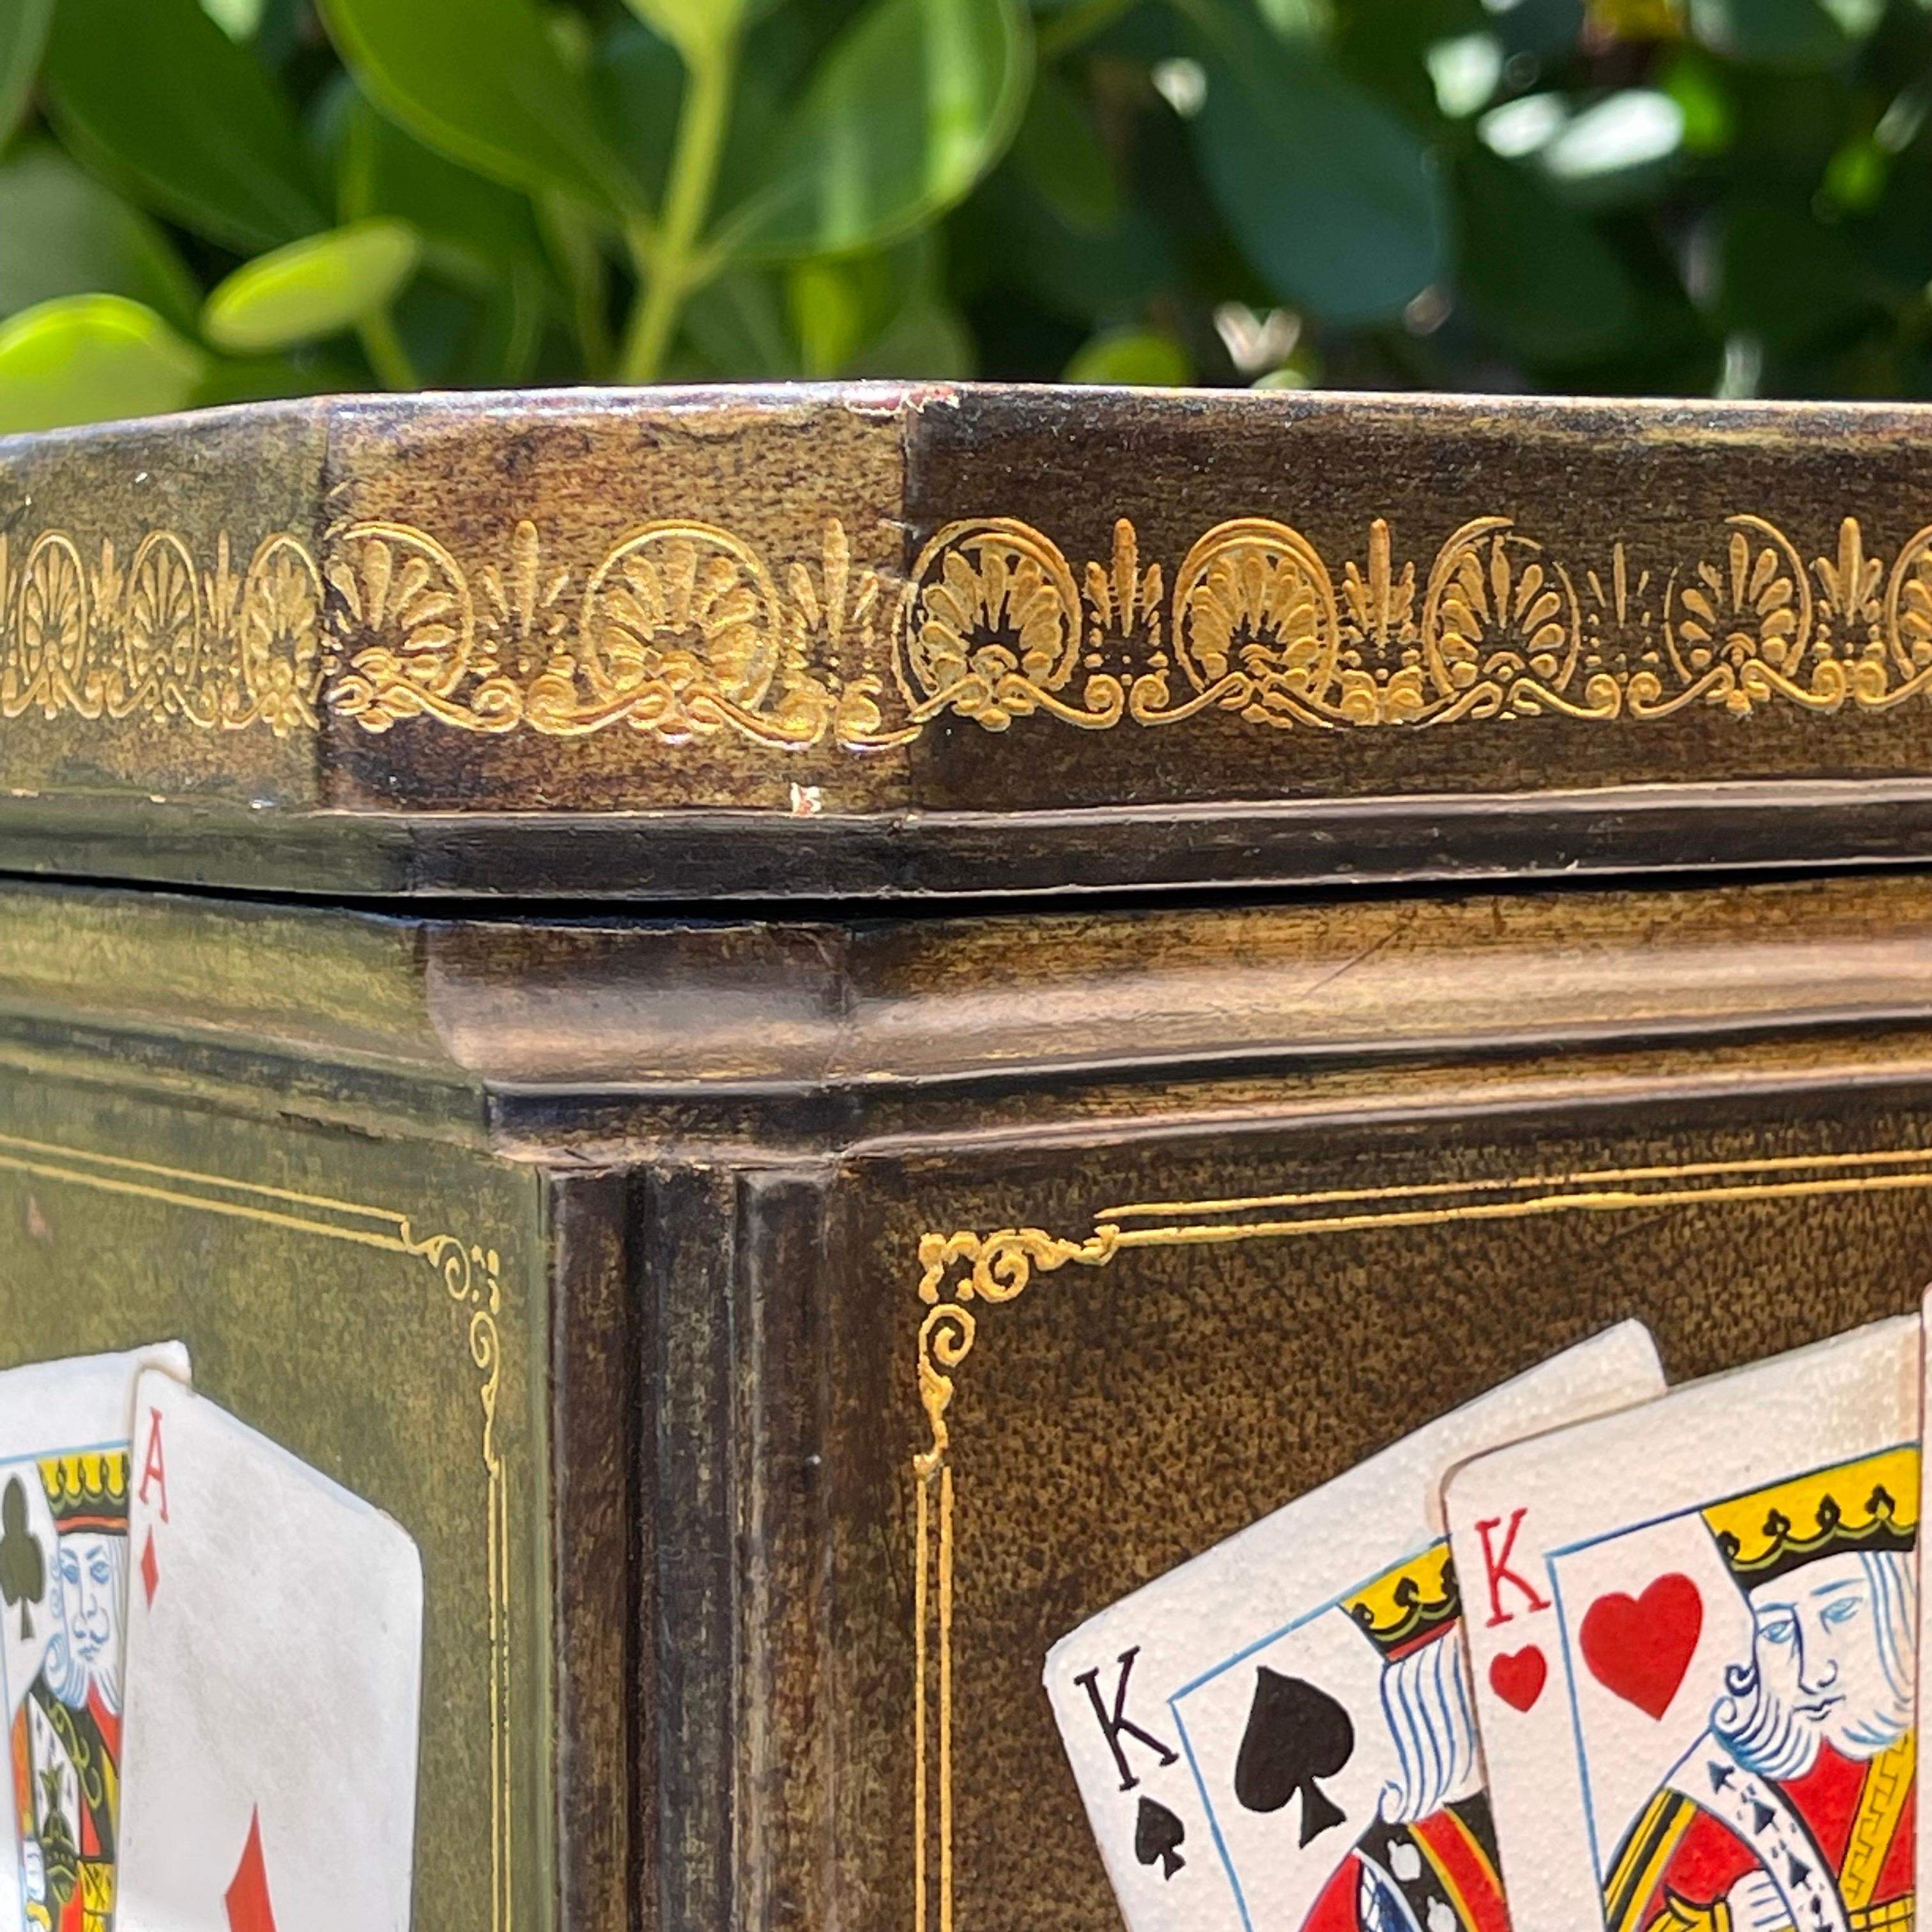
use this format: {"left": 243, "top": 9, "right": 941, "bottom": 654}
{"left": 1580, "top": 1572, "right": 1703, "bottom": 1720}
{"left": 1489, "top": 1645, "right": 1547, "bottom": 1713}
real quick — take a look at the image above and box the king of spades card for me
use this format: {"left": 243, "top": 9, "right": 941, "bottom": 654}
{"left": 8, "top": 1452, "right": 128, "bottom": 1932}
{"left": 1600, "top": 1448, "right": 1917, "bottom": 1932}
{"left": 1296, "top": 1542, "right": 1509, "bottom": 1932}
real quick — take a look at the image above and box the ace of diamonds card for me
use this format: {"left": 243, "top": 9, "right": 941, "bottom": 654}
{"left": 1042, "top": 1321, "right": 1665, "bottom": 1932}
{"left": 114, "top": 1371, "right": 425, "bottom": 1932}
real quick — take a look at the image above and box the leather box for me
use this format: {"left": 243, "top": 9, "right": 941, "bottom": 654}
{"left": 5, "top": 387, "right": 1932, "bottom": 1932}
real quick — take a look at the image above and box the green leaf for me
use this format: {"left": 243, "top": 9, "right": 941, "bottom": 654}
{"left": 448, "top": 263, "right": 548, "bottom": 384}
{"left": 1657, "top": 49, "right": 1735, "bottom": 155}
{"left": 844, "top": 288, "right": 974, "bottom": 376}
{"left": 726, "top": 0, "right": 1032, "bottom": 260}
{"left": 190, "top": 355, "right": 337, "bottom": 408}
{"left": 592, "top": 21, "right": 686, "bottom": 206}
{"left": 786, "top": 240, "right": 921, "bottom": 370}
{"left": 0, "top": 0, "right": 51, "bottom": 148}
{"left": 1335, "top": 0, "right": 1485, "bottom": 123}
{"left": 1186, "top": 4, "right": 1446, "bottom": 323}
{"left": 786, "top": 235, "right": 955, "bottom": 372}
{"left": 680, "top": 266, "right": 802, "bottom": 377}
{"left": 1453, "top": 148, "right": 1636, "bottom": 362}
{"left": 199, "top": 0, "right": 266, "bottom": 38}
{"left": 314, "top": 0, "right": 642, "bottom": 213}
{"left": 0, "top": 147, "right": 199, "bottom": 330}
{"left": 1721, "top": 197, "right": 1877, "bottom": 351}
{"left": 1688, "top": 0, "right": 1848, "bottom": 67}
{"left": 1063, "top": 325, "right": 1190, "bottom": 383}
{"left": 0, "top": 295, "right": 206, "bottom": 434}
{"left": 790, "top": 259, "right": 887, "bottom": 374}
{"left": 591, "top": 19, "right": 782, "bottom": 214}
{"left": 337, "top": 92, "right": 548, "bottom": 284}
{"left": 959, "top": 164, "right": 1172, "bottom": 324}
{"left": 41, "top": 0, "right": 325, "bottom": 251}
{"left": 1011, "top": 68, "right": 1119, "bottom": 233}
{"left": 203, "top": 218, "right": 422, "bottom": 352}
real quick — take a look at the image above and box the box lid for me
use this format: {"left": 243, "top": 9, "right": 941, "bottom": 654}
{"left": 8, "top": 381, "right": 1932, "bottom": 900}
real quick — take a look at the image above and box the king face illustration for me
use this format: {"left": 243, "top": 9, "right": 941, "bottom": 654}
{"left": 1605, "top": 1448, "right": 1917, "bottom": 1932}
{"left": 10, "top": 1452, "right": 128, "bottom": 1932}
{"left": 1303, "top": 1544, "right": 1510, "bottom": 1932}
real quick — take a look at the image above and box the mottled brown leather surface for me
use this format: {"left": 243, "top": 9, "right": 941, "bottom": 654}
{"left": 825, "top": 1085, "right": 1932, "bottom": 1931}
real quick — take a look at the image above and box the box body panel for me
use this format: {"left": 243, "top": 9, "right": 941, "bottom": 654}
{"left": 0, "top": 1059, "right": 551, "bottom": 1932}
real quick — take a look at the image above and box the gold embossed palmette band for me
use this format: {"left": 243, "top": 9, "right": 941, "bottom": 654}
{"left": 5, "top": 509, "right": 1932, "bottom": 749}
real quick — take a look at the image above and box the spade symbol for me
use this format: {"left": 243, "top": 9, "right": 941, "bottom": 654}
{"left": 1135, "top": 1796, "right": 1186, "bottom": 1880}
{"left": 0, "top": 1476, "right": 44, "bottom": 1641}
{"left": 1234, "top": 1667, "right": 1354, "bottom": 1847}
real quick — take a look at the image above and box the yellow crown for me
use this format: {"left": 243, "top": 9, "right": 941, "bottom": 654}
{"left": 1344, "top": 1538, "right": 1459, "bottom": 1659}
{"left": 1701, "top": 1445, "right": 1917, "bottom": 1589}
{"left": 37, "top": 1451, "right": 128, "bottom": 1533}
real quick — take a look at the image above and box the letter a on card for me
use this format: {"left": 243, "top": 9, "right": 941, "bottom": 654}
{"left": 1446, "top": 1314, "right": 1921, "bottom": 1932}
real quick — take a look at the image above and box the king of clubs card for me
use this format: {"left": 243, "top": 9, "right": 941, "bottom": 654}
{"left": 8, "top": 1452, "right": 129, "bottom": 1932}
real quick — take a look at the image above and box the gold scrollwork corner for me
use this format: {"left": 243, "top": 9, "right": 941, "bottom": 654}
{"left": 910, "top": 1221, "right": 1116, "bottom": 1932}
{"left": 913, "top": 1223, "right": 1119, "bottom": 1476}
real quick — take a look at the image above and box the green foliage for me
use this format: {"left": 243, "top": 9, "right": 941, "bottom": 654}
{"left": 41, "top": 0, "right": 324, "bottom": 249}
{"left": 725, "top": 0, "right": 1032, "bottom": 259}
{"left": 7, "top": 0, "right": 1932, "bottom": 429}
{"left": 315, "top": 0, "right": 643, "bottom": 210}
{"left": 0, "top": 295, "right": 206, "bottom": 432}
{"left": 202, "top": 218, "right": 421, "bottom": 352}
{"left": 1187, "top": 0, "right": 1446, "bottom": 322}
{"left": 1064, "top": 323, "right": 1190, "bottom": 379}
{"left": 0, "top": 0, "right": 50, "bottom": 149}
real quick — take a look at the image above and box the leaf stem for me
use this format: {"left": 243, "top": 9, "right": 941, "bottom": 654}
{"left": 620, "top": 39, "right": 737, "bottom": 384}
{"left": 358, "top": 307, "right": 420, "bottom": 390}
{"left": 1036, "top": 0, "right": 1135, "bottom": 61}
{"left": 539, "top": 192, "right": 617, "bottom": 379}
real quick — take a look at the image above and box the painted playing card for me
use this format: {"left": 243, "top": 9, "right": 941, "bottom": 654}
{"left": 1447, "top": 1312, "right": 1920, "bottom": 1932}
{"left": 0, "top": 1342, "right": 190, "bottom": 1932}
{"left": 116, "top": 1372, "right": 424, "bottom": 1932}
{"left": 1043, "top": 1320, "right": 1666, "bottom": 1932}
{"left": 1914, "top": 1283, "right": 1932, "bottom": 1901}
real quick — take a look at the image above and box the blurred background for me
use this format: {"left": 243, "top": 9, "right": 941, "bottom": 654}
{"left": 1, "top": 0, "right": 1929, "bottom": 427}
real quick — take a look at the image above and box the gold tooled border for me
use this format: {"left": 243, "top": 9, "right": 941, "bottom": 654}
{"left": 0, "top": 1131, "right": 515, "bottom": 1932}
{"left": 909, "top": 1142, "right": 1932, "bottom": 1932}
{"left": 12, "top": 509, "right": 1932, "bottom": 747}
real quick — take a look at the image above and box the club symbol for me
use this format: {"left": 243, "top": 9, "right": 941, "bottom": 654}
{"left": 1135, "top": 1796, "right": 1186, "bottom": 1880}
{"left": 1234, "top": 1667, "right": 1354, "bottom": 1846}
{"left": 0, "top": 1476, "right": 45, "bottom": 1641}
